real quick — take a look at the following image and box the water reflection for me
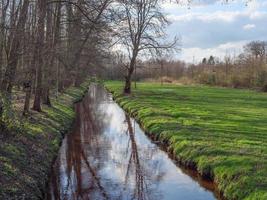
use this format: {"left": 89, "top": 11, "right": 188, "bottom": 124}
{"left": 122, "top": 115, "right": 163, "bottom": 200}
{"left": 48, "top": 84, "right": 218, "bottom": 200}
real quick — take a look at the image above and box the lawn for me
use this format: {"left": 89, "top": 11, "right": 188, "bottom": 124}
{"left": 105, "top": 81, "right": 267, "bottom": 200}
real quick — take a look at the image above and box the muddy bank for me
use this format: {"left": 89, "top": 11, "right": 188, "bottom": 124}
{"left": 0, "top": 82, "right": 90, "bottom": 200}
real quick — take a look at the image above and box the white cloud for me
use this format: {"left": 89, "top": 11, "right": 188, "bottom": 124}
{"left": 197, "top": 11, "right": 242, "bottom": 22}
{"left": 179, "top": 41, "right": 247, "bottom": 62}
{"left": 168, "top": 10, "right": 267, "bottom": 23}
{"left": 167, "top": 11, "right": 242, "bottom": 23}
{"left": 163, "top": 0, "right": 267, "bottom": 62}
{"left": 243, "top": 24, "right": 255, "bottom": 30}
{"left": 249, "top": 11, "right": 267, "bottom": 20}
{"left": 217, "top": 41, "right": 247, "bottom": 50}
{"left": 162, "top": 0, "right": 220, "bottom": 9}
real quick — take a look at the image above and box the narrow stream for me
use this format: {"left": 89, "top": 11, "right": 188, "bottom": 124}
{"left": 48, "top": 84, "right": 219, "bottom": 200}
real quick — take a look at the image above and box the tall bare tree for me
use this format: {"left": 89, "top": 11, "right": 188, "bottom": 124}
{"left": 1, "top": 0, "right": 29, "bottom": 94}
{"left": 32, "top": 0, "right": 47, "bottom": 112}
{"left": 117, "top": 0, "right": 177, "bottom": 94}
{"left": 0, "top": 0, "right": 9, "bottom": 83}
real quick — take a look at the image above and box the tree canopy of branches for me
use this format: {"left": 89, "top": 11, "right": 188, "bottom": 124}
{"left": 115, "top": 0, "right": 178, "bottom": 93}
{"left": 0, "top": 0, "right": 180, "bottom": 125}
{"left": 0, "top": 0, "right": 113, "bottom": 117}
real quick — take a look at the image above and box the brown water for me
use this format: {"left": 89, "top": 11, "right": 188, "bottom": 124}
{"left": 48, "top": 84, "right": 219, "bottom": 200}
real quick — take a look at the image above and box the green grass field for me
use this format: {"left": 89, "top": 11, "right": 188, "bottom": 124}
{"left": 105, "top": 81, "right": 267, "bottom": 200}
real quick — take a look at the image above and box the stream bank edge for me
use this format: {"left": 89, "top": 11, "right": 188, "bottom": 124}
{"left": 0, "top": 80, "right": 91, "bottom": 200}
{"left": 105, "top": 82, "right": 267, "bottom": 200}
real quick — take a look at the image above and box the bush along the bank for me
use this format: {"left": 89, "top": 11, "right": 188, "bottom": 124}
{"left": 0, "top": 80, "right": 90, "bottom": 200}
{"left": 105, "top": 81, "right": 267, "bottom": 200}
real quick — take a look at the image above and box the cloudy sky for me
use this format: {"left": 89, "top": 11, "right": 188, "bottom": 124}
{"left": 162, "top": 0, "right": 267, "bottom": 62}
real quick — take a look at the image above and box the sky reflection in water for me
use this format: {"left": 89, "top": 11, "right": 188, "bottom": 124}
{"left": 48, "top": 84, "right": 217, "bottom": 200}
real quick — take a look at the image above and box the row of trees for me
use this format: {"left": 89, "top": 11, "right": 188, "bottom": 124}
{"left": 106, "top": 41, "right": 267, "bottom": 91}
{"left": 0, "top": 0, "right": 176, "bottom": 124}
{"left": 0, "top": 0, "right": 114, "bottom": 117}
{"left": 189, "top": 41, "right": 267, "bottom": 89}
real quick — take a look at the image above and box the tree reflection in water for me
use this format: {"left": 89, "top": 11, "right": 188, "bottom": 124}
{"left": 48, "top": 84, "right": 216, "bottom": 200}
{"left": 123, "top": 115, "right": 163, "bottom": 200}
{"left": 49, "top": 85, "right": 111, "bottom": 200}
{"left": 49, "top": 85, "right": 164, "bottom": 200}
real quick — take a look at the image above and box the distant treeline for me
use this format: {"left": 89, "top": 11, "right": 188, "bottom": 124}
{"left": 107, "top": 40, "right": 267, "bottom": 91}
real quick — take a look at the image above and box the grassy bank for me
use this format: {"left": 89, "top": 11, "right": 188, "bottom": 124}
{"left": 0, "top": 81, "right": 90, "bottom": 199}
{"left": 105, "top": 81, "right": 267, "bottom": 200}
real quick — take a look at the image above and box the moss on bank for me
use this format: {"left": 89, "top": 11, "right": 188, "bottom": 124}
{"left": 0, "top": 81, "right": 90, "bottom": 200}
{"left": 105, "top": 81, "right": 267, "bottom": 200}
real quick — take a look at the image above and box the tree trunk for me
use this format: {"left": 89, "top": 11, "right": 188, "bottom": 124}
{"left": 23, "top": 82, "right": 32, "bottom": 116}
{"left": 42, "top": 2, "right": 53, "bottom": 107}
{"left": 1, "top": 0, "right": 29, "bottom": 94}
{"left": 32, "top": 0, "right": 46, "bottom": 112}
{"left": 54, "top": 2, "right": 62, "bottom": 99}
{"left": 160, "top": 61, "right": 163, "bottom": 86}
{"left": 72, "top": 0, "right": 83, "bottom": 87}
{"left": 33, "top": 67, "right": 42, "bottom": 112}
{"left": 134, "top": 64, "right": 137, "bottom": 89}
{"left": 42, "top": 88, "right": 51, "bottom": 107}
{"left": 124, "top": 52, "right": 137, "bottom": 94}
{"left": 0, "top": 3, "right": 7, "bottom": 84}
{"left": 0, "top": 48, "right": 2, "bottom": 84}
{"left": 0, "top": 97, "right": 3, "bottom": 130}
{"left": 124, "top": 75, "right": 132, "bottom": 94}
{"left": 0, "top": 1, "right": 8, "bottom": 79}
{"left": 74, "top": 74, "right": 82, "bottom": 87}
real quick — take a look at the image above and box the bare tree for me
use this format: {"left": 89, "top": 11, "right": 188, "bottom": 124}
{"left": 0, "top": 0, "right": 10, "bottom": 84}
{"left": 32, "top": 0, "right": 47, "bottom": 112}
{"left": 117, "top": 0, "right": 177, "bottom": 94}
{"left": 1, "top": 0, "right": 29, "bottom": 94}
{"left": 22, "top": 2, "right": 37, "bottom": 115}
{"left": 244, "top": 41, "right": 267, "bottom": 60}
